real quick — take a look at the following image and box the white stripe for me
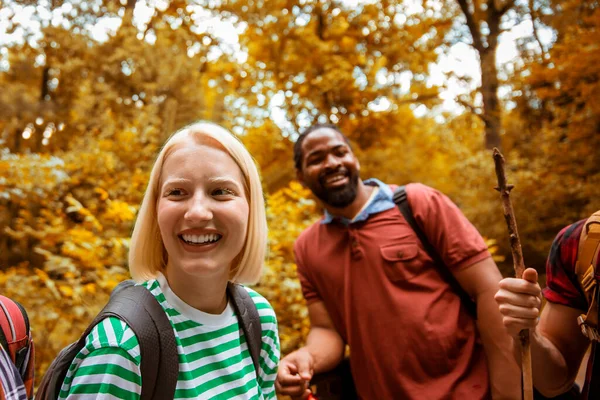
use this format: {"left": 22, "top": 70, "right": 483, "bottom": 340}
{"left": 192, "top": 362, "right": 259, "bottom": 399}
{"left": 88, "top": 326, "right": 98, "bottom": 348}
{"left": 0, "top": 301, "right": 16, "bottom": 340}
{"left": 259, "top": 333, "right": 278, "bottom": 353}
{"left": 67, "top": 393, "right": 137, "bottom": 400}
{"left": 174, "top": 320, "right": 240, "bottom": 340}
{"left": 100, "top": 319, "right": 118, "bottom": 345}
{"left": 175, "top": 351, "right": 255, "bottom": 394}
{"left": 120, "top": 328, "right": 140, "bottom": 360}
{"left": 70, "top": 354, "right": 140, "bottom": 393}
{"left": 183, "top": 341, "right": 249, "bottom": 372}
{"left": 259, "top": 371, "right": 278, "bottom": 386}
{"left": 259, "top": 348, "right": 278, "bottom": 372}
{"left": 179, "top": 329, "right": 240, "bottom": 352}
{"left": 261, "top": 382, "right": 276, "bottom": 396}
{"left": 78, "top": 352, "right": 138, "bottom": 370}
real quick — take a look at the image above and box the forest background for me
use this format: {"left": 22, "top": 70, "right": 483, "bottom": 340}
{"left": 1, "top": 0, "right": 598, "bottom": 387}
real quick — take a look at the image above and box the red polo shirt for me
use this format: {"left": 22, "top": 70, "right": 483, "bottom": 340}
{"left": 295, "top": 183, "right": 491, "bottom": 399}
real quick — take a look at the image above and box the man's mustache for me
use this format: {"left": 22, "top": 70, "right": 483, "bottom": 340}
{"left": 318, "top": 167, "right": 349, "bottom": 185}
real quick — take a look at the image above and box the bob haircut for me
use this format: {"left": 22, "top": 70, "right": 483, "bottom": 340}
{"left": 129, "top": 121, "right": 267, "bottom": 285}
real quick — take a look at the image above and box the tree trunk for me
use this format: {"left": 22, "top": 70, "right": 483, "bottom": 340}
{"left": 36, "top": 66, "right": 51, "bottom": 152}
{"left": 456, "top": 0, "right": 512, "bottom": 150}
{"left": 480, "top": 48, "right": 502, "bottom": 149}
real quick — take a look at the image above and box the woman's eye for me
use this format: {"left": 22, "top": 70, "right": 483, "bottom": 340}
{"left": 213, "top": 188, "right": 235, "bottom": 196}
{"left": 165, "top": 188, "right": 184, "bottom": 197}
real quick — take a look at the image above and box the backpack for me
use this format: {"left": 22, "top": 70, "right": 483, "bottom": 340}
{"left": 36, "top": 280, "right": 262, "bottom": 400}
{"left": 0, "top": 295, "right": 35, "bottom": 400}
{"left": 575, "top": 210, "right": 600, "bottom": 341}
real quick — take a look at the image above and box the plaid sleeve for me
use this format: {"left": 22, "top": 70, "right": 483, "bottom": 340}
{"left": 0, "top": 345, "right": 27, "bottom": 400}
{"left": 542, "top": 220, "right": 588, "bottom": 311}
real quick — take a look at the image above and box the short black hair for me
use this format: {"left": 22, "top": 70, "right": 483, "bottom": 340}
{"left": 293, "top": 123, "right": 351, "bottom": 171}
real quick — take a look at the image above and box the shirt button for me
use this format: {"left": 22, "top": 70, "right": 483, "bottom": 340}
{"left": 351, "top": 239, "right": 358, "bottom": 248}
{"left": 397, "top": 251, "right": 404, "bottom": 257}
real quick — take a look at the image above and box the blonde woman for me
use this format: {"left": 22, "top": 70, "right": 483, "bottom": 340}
{"left": 59, "top": 122, "right": 279, "bottom": 399}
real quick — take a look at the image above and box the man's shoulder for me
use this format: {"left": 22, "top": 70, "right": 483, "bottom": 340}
{"left": 557, "top": 219, "right": 586, "bottom": 243}
{"left": 405, "top": 182, "right": 441, "bottom": 196}
{"left": 390, "top": 182, "right": 439, "bottom": 198}
{"left": 395, "top": 183, "right": 449, "bottom": 212}
{"left": 548, "top": 219, "right": 587, "bottom": 272}
{"left": 552, "top": 219, "right": 586, "bottom": 254}
{"left": 296, "top": 216, "right": 325, "bottom": 245}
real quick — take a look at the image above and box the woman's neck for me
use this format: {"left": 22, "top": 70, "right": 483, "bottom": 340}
{"left": 163, "top": 268, "right": 229, "bottom": 314}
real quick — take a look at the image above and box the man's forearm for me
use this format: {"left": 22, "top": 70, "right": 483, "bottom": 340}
{"left": 476, "top": 290, "right": 522, "bottom": 399}
{"left": 304, "top": 327, "right": 345, "bottom": 374}
{"left": 525, "top": 330, "right": 576, "bottom": 396}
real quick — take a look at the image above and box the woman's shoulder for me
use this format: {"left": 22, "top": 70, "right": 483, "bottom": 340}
{"left": 239, "top": 286, "right": 277, "bottom": 326}
{"left": 82, "top": 316, "right": 142, "bottom": 364}
{"left": 241, "top": 286, "right": 274, "bottom": 311}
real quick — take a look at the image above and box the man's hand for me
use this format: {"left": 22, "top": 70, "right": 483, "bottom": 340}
{"left": 275, "top": 348, "right": 315, "bottom": 400}
{"left": 495, "top": 268, "right": 543, "bottom": 338}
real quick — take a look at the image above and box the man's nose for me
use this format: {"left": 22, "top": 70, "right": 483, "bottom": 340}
{"left": 323, "top": 154, "right": 341, "bottom": 170}
{"left": 184, "top": 195, "right": 213, "bottom": 222}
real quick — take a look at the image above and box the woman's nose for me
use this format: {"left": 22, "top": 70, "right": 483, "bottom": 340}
{"left": 184, "top": 195, "right": 213, "bottom": 222}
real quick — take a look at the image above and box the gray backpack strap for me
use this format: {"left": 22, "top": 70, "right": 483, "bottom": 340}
{"left": 100, "top": 285, "right": 179, "bottom": 400}
{"left": 227, "top": 282, "right": 262, "bottom": 374}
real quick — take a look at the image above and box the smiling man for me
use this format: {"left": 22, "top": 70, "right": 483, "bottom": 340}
{"left": 274, "top": 124, "right": 521, "bottom": 400}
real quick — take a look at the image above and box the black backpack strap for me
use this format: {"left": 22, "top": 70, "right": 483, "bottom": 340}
{"left": 98, "top": 284, "right": 179, "bottom": 400}
{"left": 393, "top": 186, "right": 477, "bottom": 318}
{"left": 227, "top": 282, "right": 262, "bottom": 374}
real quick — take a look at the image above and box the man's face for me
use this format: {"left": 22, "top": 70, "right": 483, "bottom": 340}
{"left": 297, "top": 128, "right": 360, "bottom": 208}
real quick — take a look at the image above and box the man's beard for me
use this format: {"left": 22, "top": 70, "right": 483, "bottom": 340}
{"left": 310, "top": 170, "right": 359, "bottom": 208}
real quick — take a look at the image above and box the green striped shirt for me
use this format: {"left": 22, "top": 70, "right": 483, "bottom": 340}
{"left": 59, "top": 275, "right": 280, "bottom": 399}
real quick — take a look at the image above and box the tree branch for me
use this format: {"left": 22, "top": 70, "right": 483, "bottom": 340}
{"left": 457, "top": 98, "right": 487, "bottom": 123}
{"left": 456, "top": 0, "right": 485, "bottom": 53}
{"left": 395, "top": 93, "right": 440, "bottom": 104}
{"left": 528, "top": 0, "right": 548, "bottom": 61}
{"left": 498, "top": 0, "right": 516, "bottom": 17}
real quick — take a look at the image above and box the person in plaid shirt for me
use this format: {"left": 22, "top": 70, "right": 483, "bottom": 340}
{"left": 0, "top": 345, "right": 28, "bottom": 400}
{"left": 495, "top": 219, "right": 599, "bottom": 399}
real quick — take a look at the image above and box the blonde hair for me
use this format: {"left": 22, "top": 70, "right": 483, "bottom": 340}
{"left": 129, "top": 121, "right": 267, "bottom": 285}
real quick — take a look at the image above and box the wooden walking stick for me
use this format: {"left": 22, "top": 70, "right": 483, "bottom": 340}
{"left": 493, "top": 148, "right": 533, "bottom": 400}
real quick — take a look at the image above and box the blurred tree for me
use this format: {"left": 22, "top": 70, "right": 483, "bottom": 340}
{"left": 211, "top": 0, "right": 456, "bottom": 194}
{"left": 448, "top": 0, "right": 521, "bottom": 149}
{"left": 499, "top": 0, "right": 600, "bottom": 262}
